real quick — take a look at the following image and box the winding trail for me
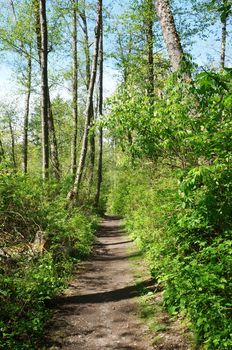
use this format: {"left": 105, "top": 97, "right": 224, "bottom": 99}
{"left": 45, "top": 216, "right": 154, "bottom": 350}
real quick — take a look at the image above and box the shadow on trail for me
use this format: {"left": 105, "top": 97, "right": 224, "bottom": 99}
{"left": 103, "top": 215, "right": 122, "bottom": 220}
{"left": 96, "top": 215, "right": 126, "bottom": 237}
{"left": 96, "top": 240, "right": 133, "bottom": 246}
{"left": 97, "top": 228, "right": 126, "bottom": 238}
{"left": 53, "top": 279, "right": 155, "bottom": 306}
{"left": 92, "top": 251, "right": 142, "bottom": 261}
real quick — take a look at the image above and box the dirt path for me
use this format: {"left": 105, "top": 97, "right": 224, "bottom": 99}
{"left": 45, "top": 216, "right": 154, "bottom": 350}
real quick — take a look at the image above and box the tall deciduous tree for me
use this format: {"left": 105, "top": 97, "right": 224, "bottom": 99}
{"left": 220, "top": 0, "right": 231, "bottom": 68}
{"left": 190, "top": 0, "right": 231, "bottom": 68}
{"left": 22, "top": 54, "right": 32, "bottom": 173}
{"left": 95, "top": 19, "right": 103, "bottom": 208}
{"left": 1, "top": 104, "right": 17, "bottom": 168}
{"left": 34, "top": 0, "right": 60, "bottom": 179}
{"left": 0, "top": 136, "right": 4, "bottom": 163}
{"left": 39, "top": 0, "right": 49, "bottom": 179}
{"left": 145, "top": 0, "right": 154, "bottom": 102}
{"left": 8, "top": 114, "right": 16, "bottom": 169}
{"left": 68, "top": 0, "right": 102, "bottom": 202}
{"left": 48, "top": 101, "right": 60, "bottom": 179}
{"left": 79, "top": 2, "right": 95, "bottom": 187}
{"left": 79, "top": 2, "right": 91, "bottom": 89}
{"left": 155, "top": 0, "right": 184, "bottom": 71}
{"left": 5, "top": 0, "right": 33, "bottom": 174}
{"left": 71, "top": 0, "right": 79, "bottom": 176}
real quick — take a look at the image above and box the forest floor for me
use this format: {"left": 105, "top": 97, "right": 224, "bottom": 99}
{"left": 43, "top": 216, "right": 193, "bottom": 350}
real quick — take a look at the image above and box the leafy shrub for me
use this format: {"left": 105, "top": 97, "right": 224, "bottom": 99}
{"left": 108, "top": 161, "right": 232, "bottom": 349}
{"left": 0, "top": 170, "right": 98, "bottom": 349}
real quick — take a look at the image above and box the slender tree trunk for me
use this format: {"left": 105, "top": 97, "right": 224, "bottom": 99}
{"left": 155, "top": 0, "right": 184, "bottom": 71}
{"left": 71, "top": 0, "right": 79, "bottom": 176}
{"left": 80, "top": 5, "right": 91, "bottom": 89}
{"left": 34, "top": 0, "right": 60, "bottom": 179}
{"left": 9, "top": 119, "right": 16, "bottom": 168}
{"left": 95, "top": 25, "right": 103, "bottom": 208}
{"left": 0, "top": 137, "right": 4, "bottom": 163}
{"left": 8, "top": 0, "right": 32, "bottom": 173}
{"left": 22, "top": 55, "right": 32, "bottom": 174}
{"left": 80, "top": 5, "right": 95, "bottom": 185}
{"left": 9, "top": 0, "right": 16, "bottom": 18}
{"left": 145, "top": 0, "right": 154, "bottom": 103}
{"left": 33, "top": 0, "right": 42, "bottom": 64}
{"left": 40, "top": 0, "right": 49, "bottom": 179}
{"left": 48, "top": 98, "right": 60, "bottom": 179}
{"left": 89, "top": 112, "right": 95, "bottom": 188}
{"left": 220, "top": 20, "right": 226, "bottom": 69}
{"left": 68, "top": 0, "right": 102, "bottom": 203}
{"left": 220, "top": 0, "right": 228, "bottom": 69}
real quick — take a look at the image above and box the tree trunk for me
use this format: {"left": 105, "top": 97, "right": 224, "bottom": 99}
{"left": 9, "top": 0, "right": 16, "bottom": 18}
{"left": 80, "top": 3, "right": 95, "bottom": 189}
{"left": 33, "top": 0, "right": 42, "bottom": 65}
{"left": 155, "top": 0, "right": 184, "bottom": 71}
{"left": 68, "top": 0, "right": 102, "bottom": 203}
{"left": 48, "top": 98, "right": 60, "bottom": 179}
{"left": 71, "top": 0, "right": 79, "bottom": 176}
{"left": 145, "top": 0, "right": 154, "bottom": 103}
{"left": 8, "top": 0, "right": 32, "bottom": 173}
{"left": 95, "top": 25, "right": 103, "bottom": 208}
{"left": 22, "top": 55, "right": 32, "bottom": 174}
{"left": 80, "top": 4, "right": 91, "bottom": 89}
{"left": 34, "top": 0, "right": 60, "bottom": 179}
{"left": 9, "top": 118, "right": 16, "bottom": 168}
{"left": 220, "top": 0, "right": 229, "bottom": 69}
{"left": 0, "top": 137, "right": 4, "bottom": 163}
{"left": 220, "top": 19, "right": 226, "bottom": 69}
{"left": 40, "top": 0, "right": 49, "bottom": 179}
{"left": 89, "top": 109, "right": 95, "bottom": 188}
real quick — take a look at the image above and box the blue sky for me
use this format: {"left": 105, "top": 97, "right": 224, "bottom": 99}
{"left": 0, "top": 0, "right": 231, "bottom": 104}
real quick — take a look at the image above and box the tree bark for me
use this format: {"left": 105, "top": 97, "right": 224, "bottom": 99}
{"left": 0, "top": 137, "right": 4, "bottom": 163}
{"left": 95, "top": 25, "right": 103, "bottom": 208}
{"left": 9, "top": 118, "right": 16, "bottom": 168}
{"left": 89, "top": 112, "right": 95, "bottom": 188}
{"left": 220, "top": 19, "right": 226, "bottom": 69}
{"left": 68, "top": 0, "right": 102, "bottom": 203}
{"left": 22, "top": 55, "right": 32, "bottom": 174}
{"left": 40, "top": 0, "right": 49, "bottom": 179}
{"left": 8, "top": 0, "right": 32, "bottom": 173}
{"left": 71, "top": 0, "right": 79, "bottom": 176}
{"left": 33, "top": 0, "right": 42, "bottom": 65}
{"left": 145, "top": 0, "right": 154, "bottom": 102}
{"left": 48, "top": 99, "right": 60, "bottom": 179}
{"left": 34, "top": 0, "right": 60, "bottom": 179}
{"left": 220, "top": 0, "right": 229, "bottom": 69}
{"left": 80, "top": 5, "right": 95, "bottom": 185}
{"left": 9, "top": 0, "right": 16, "bottom": 19}
{"left": 155, "top": 0, "right": 184, "bottom": 71}
{"left": 80, "top": 4, "right": 91, "bottom": 89}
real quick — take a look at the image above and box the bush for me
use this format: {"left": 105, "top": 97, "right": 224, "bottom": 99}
{"left": 0, "top": 170, "right": 98, "bottom": 349}
{"left": 107, "top": 161, "right": 232, "bottom": 349}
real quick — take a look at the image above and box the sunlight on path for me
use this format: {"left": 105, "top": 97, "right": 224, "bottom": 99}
{"left": 44, "top": 216, "right": 153, "bottom": 350}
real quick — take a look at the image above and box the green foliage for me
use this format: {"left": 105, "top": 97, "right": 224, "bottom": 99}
{"left": 108, "top": 160, "right": 232, "bottom": 349}
{"left": 0, "top": 252, "right": 67, "bottom": 350}
{"left": 106, "top": 68, "right": 232, "bottom": 167}
{"left": 0, "top": 169, "right": 98, "bottom": 349}
{"left": 106, "top": 66, "right": 232, "bottom": 349}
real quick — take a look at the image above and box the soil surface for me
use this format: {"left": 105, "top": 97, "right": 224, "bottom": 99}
{"left": 44, "top": 216, "right": 192, "bottom": 350}
{"left": 44, "top": 216, "right": 154, "bottom": 350}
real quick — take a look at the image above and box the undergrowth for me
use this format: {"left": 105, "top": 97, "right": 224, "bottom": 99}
{"left": 0, "top": 169, "right": 99, "bottom": 349}
{"left": 107, "top": 162, "right": 232, "bottom": 350}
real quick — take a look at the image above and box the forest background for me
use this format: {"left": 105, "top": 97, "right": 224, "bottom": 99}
{"left": 0, "top": 0, "right": 231, "bottom": 349}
